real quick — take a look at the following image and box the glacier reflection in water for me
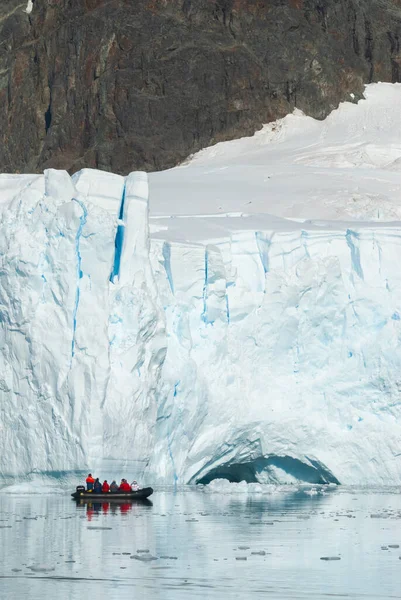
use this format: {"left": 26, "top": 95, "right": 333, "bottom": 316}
{"left": 0, "top": 485, "right": 400, "bottom": 599}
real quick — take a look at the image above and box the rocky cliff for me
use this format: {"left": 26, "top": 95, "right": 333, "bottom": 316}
{"left": 1, "top": 0, "right": 401, "bottom": 174}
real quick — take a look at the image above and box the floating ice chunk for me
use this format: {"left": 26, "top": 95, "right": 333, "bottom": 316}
{"left": 28, "top": 564, "right": 56, "bottom": 572}
{"left": 202, "top": 480, "right": 284, "bottom": 494}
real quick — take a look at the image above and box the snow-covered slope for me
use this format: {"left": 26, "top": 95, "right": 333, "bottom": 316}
{"left": 149, "top": 83, "right": 401, "bottom": 223}
{"left": 1, "top": 83, "right": 401, "bottom": 486}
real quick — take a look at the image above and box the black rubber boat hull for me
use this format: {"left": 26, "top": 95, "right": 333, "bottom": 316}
{"left": 71, "top": 487, "right": 153, "bottom": 501}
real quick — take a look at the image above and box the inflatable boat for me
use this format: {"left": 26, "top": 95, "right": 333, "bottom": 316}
{"left": 71, "top": 486, "right": 153, "bottom": 501}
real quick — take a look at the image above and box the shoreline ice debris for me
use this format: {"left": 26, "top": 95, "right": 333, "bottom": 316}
{"left": 1, "top": 83, "right": 401, "bottom": 486}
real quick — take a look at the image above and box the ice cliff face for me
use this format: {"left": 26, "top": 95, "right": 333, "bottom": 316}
{"left": 1, "top": 168, "right": 401, "bottom": 485}
{"left": 146, "top": 84, "right": 401, "bottom": 486}
{"left": 0, "top": 170, "right": 165, "bottom": 479}
{"left": 150, "top": 222, "right": 401, "bottom": 485}
{"left": 2, "top": 85, "right": 401, "bottom": 486}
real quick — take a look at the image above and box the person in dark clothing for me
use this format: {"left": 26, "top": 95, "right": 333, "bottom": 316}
{"left": 110, "top": 480, "right": 119, "bottom": 493}
{"left": 93, "top": 478, "right": 102, "bottom": 493}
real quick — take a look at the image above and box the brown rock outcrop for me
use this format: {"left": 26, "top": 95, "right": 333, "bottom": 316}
{"left": 1, "top": 0, "right": 401, "bottom": 174}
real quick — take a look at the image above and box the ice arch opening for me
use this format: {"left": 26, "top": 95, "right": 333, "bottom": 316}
{"left": 194, "top": 456, "right": 340, "bottom": 485}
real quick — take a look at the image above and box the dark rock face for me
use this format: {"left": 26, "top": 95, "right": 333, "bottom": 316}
{"left": 1, "top": 0, "right": 401, "bottom": 174}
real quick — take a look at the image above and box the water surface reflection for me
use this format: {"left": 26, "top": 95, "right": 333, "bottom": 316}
{"left": 0, "top": 486, "right": 400, "bottom": 599}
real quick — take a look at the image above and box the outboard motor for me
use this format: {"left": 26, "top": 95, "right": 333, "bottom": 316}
{"left": 76, "top": 485, "right": 86, "bottom": 493}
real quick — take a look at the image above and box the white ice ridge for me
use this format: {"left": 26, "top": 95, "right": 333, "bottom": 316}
{"left": 1, "top": 83, "right": 401, "bottom": 486}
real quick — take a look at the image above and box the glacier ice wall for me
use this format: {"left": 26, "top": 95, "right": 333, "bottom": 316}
{"left": 0, "top": 169, "right": 165, "bottom": 479}
{"left": 148, "top": 221, "right": 401, "bottom": 485}
{"left": 1, "top": 168, "right": 401, "bottom": 485}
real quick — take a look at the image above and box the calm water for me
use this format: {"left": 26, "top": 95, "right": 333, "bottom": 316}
{"left": 0, "top": 485, "right": 400, "bottom": 599}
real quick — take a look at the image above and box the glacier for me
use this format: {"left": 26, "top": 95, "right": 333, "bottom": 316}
{"left": 1, "top": 83, "right": 401, "bottom": 486}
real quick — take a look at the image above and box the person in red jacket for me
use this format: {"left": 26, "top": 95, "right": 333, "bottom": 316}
{"left": 86, "top": 473, "right": 95, "bottom": 491}
{"left": 102, "top": 480, "right": 110, "bottom": 493}
{"left": 119, "top": 479, "right": 132, "bottom": 492}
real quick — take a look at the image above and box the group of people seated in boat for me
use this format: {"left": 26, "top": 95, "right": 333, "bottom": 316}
{"left": 85, "top": 474, "right": 140, "bottom": 493}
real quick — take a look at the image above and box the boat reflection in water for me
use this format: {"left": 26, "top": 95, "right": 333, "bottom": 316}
{"left": 75, "top": 498, "right": 153, "bottom": 521}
